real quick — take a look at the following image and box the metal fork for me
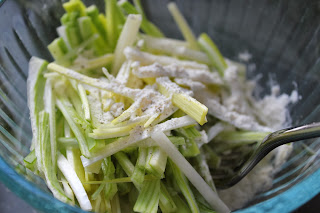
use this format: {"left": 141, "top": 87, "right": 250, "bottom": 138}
{"left": 214, "top": 122, "right": 320, "bottom": 189}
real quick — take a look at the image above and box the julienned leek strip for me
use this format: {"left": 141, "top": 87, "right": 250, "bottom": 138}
{"left": 111, "top": 14, "right": 142, "bottom": 75}
{"left": 81, "top": 116, "right": 196, "bottom": 167}
{"left": 47, "top": 62, "right": 140, "bottom": 99}
{"left": 151, "top": 131, "right": 230, "bottom": 213}
{"left": 90, "top": 120, "right": 141, "bottom": 139}
{"left": 72, "top": 54, "right": 114, "bottom": 71}
{"left": 167, "top": 2, "right": 199, "bottom": 50}
{"left": 157, "top": 83, "right": 208, "bottom": 125}
{"left": 198, "top": 33, "right": 227, "bottom": 76}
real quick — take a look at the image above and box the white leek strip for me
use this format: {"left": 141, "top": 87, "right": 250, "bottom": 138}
{"left": 81, "top": 115, "right": 196, "bottom": 167}
{"left": 142, "top": 35, "right": 209, "bottom": 63}
{"left": 111, "top": 99, "right": 142, "bottom": 124}
{"left": 124, "top": 47, "right": 208, "bottom": 70}
{"left": 27, "top": 57, "right": 48, "bottom": 172}
{"left": 134, "top": 63, "right": 223, "bottom": 85}
{"left": 116, "top": 60, "right": 132, "bottom": 85}
{"left": 141, "top": 34, "right": 189, "bottom": 48}
{"left": 44, "top": 78, "right": 57, "bottom": 170}
{"left": 47, "top": 63, "right": 140, "bottom": 99}
{"left": 167, "top": 2, "right": 199, "bottom": 50}
{"left": 151, "top": 131, "right": 230, "bottom": 213}
{"left": 112, "top": 14, "right": 142, "bottom": 75}
{"left": 78, "top": 84, "right": 91, "bottom": 121}
{"left": 57, "top": 153, "right": 92, "bottom": 211}
{"left": 144, "top": 112, "right": 160, "bottom": 128}
{"left": 207, "top": 122, "right": 226, "bottom": 142}
{"left": 72, "top": 54, "right": 114, "bottom": 71}
{"left": 61, "top": 177, "right": 75, "bottom": 204}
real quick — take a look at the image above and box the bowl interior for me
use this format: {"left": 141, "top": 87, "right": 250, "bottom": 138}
{"left": 0, "top": 0, "right": 320, "bottom": 212}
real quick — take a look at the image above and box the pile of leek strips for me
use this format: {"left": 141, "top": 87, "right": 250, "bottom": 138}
{"left": 25, "top": 0, "right": 272, "bottom": 213}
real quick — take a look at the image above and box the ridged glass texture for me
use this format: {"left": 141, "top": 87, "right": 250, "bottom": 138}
{"left": 0, "top": 0, "right": 319, "bottom": 212}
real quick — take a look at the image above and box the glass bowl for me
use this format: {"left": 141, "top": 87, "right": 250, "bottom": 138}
{"left": 0, "top": 0, "right": 320, "bottom": 212}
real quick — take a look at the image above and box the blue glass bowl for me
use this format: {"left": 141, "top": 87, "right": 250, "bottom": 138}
{"left": 0, "top": 0, "right": 319, "bottom": 212}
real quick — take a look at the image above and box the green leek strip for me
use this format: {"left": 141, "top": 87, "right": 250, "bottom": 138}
{"left": 145, "top": 147, "right": 167, "bottom": 178}
{"left": 57, "top": 95, "right": 88, "bottom": 129}
{"left": 114, "top": 152, "right": 135, "bottom": 176}
{"left": 150, "top": 131, "right": 230, "bottom": 213}
{"left": 110, "top": 193, "right": 121, "bottom": 213}
{"left": 167, "top": 2, "right": 199, "bottom": 50}
{"left": 64, "top": 120, "right": 89, "bottom": 191}
{"left": 72, "top": 54, "right": 114, "bottom": 71}
{"left": 141, "top": 35, "right": 210, "bottom": 64}
{"left": 105, "top": 0, "right": 120, "bottom": 50}
{"left": 24, "top": 149, "right": 37, "bottom": 172}
{"left": 56, "top": 98, "right": 90, "bottom": 157}
{"left": 39, "top": 111, "right": 72, "bottom": 203}
{"left": 92, "top": 183, "right": 105, "bottom": 200}
{"left": 78, "top": 16, "right": 94, "bottom": 40}
{"left": 47, "top": 37, "right": 69, "bottom": 61}
{"left": 93, "top": 194, "right": 102, "bottom": 212}
{"left": 57, "top": 153, "right": 92, "bottom": 211}
{"left": 133, "top": 0, "right": 164, "bottom": 37}
{"left": 27, "top": 57, "right": 48, "bottom": 171}
{"left": 84, "top": 175, "right": 157, "bottom": 185}
{"left": 81, "top": 116, "right": 196, "bottom": 167}
{"left": 119, "top": 0, "right": 164, "bottom": 37}
{"left": 159, "top": 182, "right": 177, "bottom": 213}
{"left": 157, "top": 83, "right": 208, "bottom": 125}
{"left": 66, "top": 80, "right": 85, "bottom": 119}
{"left": 111, "top": 14, "right": 142, "bottom": 75}
{"left": 172, "top": 93, "right": 208, "bottom": 126}
{"left": 198, "top": 33, "right": 227, "bottom": 76}
{"left": 102, "top": 157, "right": 118, "bottom": 200}
{"left": 183, "top": 126, "right": 202, "bottom": 138}
{"left": 131, "top": 147, "right": 147, "bottom": 186}
{"left": 44, "top": 79, "right": 57, "bottom": 171}
{"left": 176, "top": 127, "right": 201, "bottom": 157}
{"left": 47, "top": 63, "right": 139, "bottom": 99}
{"left": 115, "top": 161, "right": 132, "bottom": 195}
{"left": 114, "top": 152, "right": 143, "bottom": 189}
{"left": 66, "top": 24, "right": 83, "bottom": 48}
{"left": 86, "top": 5, "right": 108, "bottom": 42}
{"left": 168, "top": 160, "right": 200, "bottom": 213}
{"left": 133, "top": 179, "right": 161, "bottom": 213}
{"left": 179, "top": 138, "right": 200, "bottom": 158}
{"left": 171, "top": 194, "right": 191, "bottom": 213}
{"left": 58, "top": 137, "right": 78, "bottom": 147}
{"left": 63, "top": 0, "right": 86, "bottom": 16}
{"left": 213, "top": 130, "right": 269, "bottom": 153}
{"left": 78, "top": 84, "right": 90, "bottom": 121}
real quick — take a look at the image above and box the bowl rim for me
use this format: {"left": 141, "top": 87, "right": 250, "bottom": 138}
{"left": 0, "top": 157, "right": 86, "bottom": 213}
{"left": 1, "top": 154, "right": 319, "bottom": 212}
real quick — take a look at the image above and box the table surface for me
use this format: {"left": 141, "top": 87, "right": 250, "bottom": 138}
{"left": 0, "top": 182, "right": 318, "bottom": 213}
